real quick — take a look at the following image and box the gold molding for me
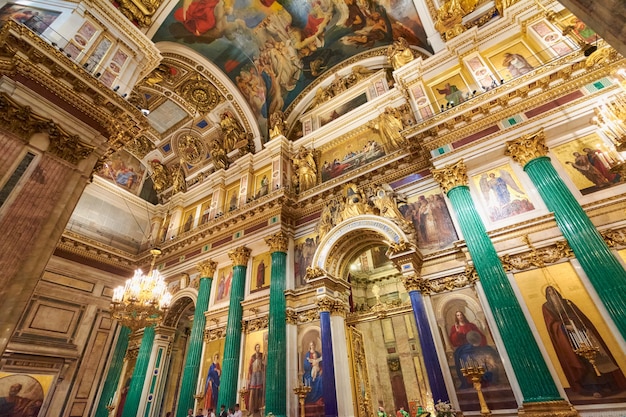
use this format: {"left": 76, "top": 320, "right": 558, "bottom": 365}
{"left": 197, "top": 260, "right": 217, "bottom": 278}
{"left": 505, "top": 129, "right": 548, "bottom": 167}
{"left": 518, "top": 400, "right": 579, "bottom": 417}
{"left": 432, "top": 159, "right": 468, "bottom": 193}
{"left": 228, "top": 246, "right": 251, "bottom": 267}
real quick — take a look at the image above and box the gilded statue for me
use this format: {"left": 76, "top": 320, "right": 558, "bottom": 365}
{"left": 209, "top": 139, "right": 229, "bottom": 171}
{"left": 341, "top": 183, "right": 373, "bottom": 220}
{"left": 387, "top": 37, "right": 415, "bottom": 70}
{"left": 172, "top": 159, "right": 187, "bottom": 194}
{"left": 269, "top": 111, "right": 287, "bottom": 139}
{"left": 292, "top": 147, "right": 318, "bottom": 193}
{"left": 372, "top": 184, "right": 412, "bottom": 231}
{"left": 150, "top": 160, "right": 171, "bottom": 193}
{"left": 434, "top": 0, "right": 467, "bottom": 39}
{"left": 369, "top": 107, "right": 406, "bottom": 153}
{"left": 219, "top": 111, "right": 245, "bottom": 153}
{"left": 316, "top": 199, "right": 340, "bottom": 240}
{"left": 143, "top": 63, "right": 173, "bottom": 86}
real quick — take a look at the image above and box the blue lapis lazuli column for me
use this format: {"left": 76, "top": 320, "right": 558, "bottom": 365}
{"left": 320, "top": 310, "right": 338, "bottom": 417}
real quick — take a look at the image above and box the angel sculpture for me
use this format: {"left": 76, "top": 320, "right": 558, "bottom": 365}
{"left": 372, "top": 185, "right": 412, "bottom": 231}
{"left": 478, "top": 170, "right": 534, "bottom": 221}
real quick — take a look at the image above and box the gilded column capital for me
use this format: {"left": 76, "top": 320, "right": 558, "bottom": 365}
{"left": 228, "top": 246, "right": 251, "bottom": 267}
{"left": 432, "top": 160, "right": 468, "bottom": 194}
{"left": 316, "top": 297, "right": 335, "bottom": 312}
{"left": 265, "top": 231, "right": 289, "bottom": 253}
{"left": 401, "top": 274, "right": 430, "bottom": 294}
{"left": 330, "top": 300, "right": 349, "bottom": 317}
{"left": 285, "top": 309, "right": 298, "bottom": 325}
{"left": 197, "top": 260, "right": 217, "bottom": 278}
{"left": 505, "top": 129, "right": 548, "bottom": 167}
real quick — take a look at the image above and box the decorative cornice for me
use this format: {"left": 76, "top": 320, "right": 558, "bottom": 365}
{"left": 0, "top": 94, "right": 94, "bottom": 164}
{"left": 197, "top": 260, "right": 217, "bottom": 278}
{"left": 505, "top": 129, "right": 548, "bottom": 167}
{"left": 428, "top": 266, "right": 479, "bottom": 293}
{"left": 265, "top": 231, "right": 289, "bottom": 253}
{"left": 242, "top": 316, "right": 269, "bottom": 333}
{"left": 228, "top": 246, "right": 251, "bottom": 267}
{"left": 500, "top": 239, "right": 573, "bottom": 271}
{"left": 204, "top": 327, "right": 226, "bottom": 341}
{"left": 432, "top": 160, "right": 468, "bottom": 193}
{"left": 602, "top": 228, "right": 626, "bottom": 248}
{"left": 285, "top": 309, "right": 298, "bottom": 325}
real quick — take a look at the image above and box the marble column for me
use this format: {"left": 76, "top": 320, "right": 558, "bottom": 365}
{"left": 402, "top": 275, "right": 450, "bottom": 404}
{"left": 318, "top": 298, "right": 339, "bottom": 417}
{"left": 176, "top": 260, "right": 217, "bottom": 417}
{"left": 95, "top": 326, "right": 131, "bottom": 417}
{"left": 506, "top": 130, "right": 626, "bottom": 340}
{"left": 122, "top": 325, "right": 155, "bottom": 417}
{"left": 264, "top": 232, "right": 288, "bottom": 417}
{"left": 432, "top": 161, "right": 564, "bottom": 404}
{"left": 217, "top": 246, "right": 251, "bottom": 409}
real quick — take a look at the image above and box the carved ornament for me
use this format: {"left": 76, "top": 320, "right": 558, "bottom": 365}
{"left": 125, "top": 135, "right": 155, "bottom": 159}
{"left": 305, "top": 266, "right": 325, "bottom": 282}
{"left": 177, "top": 133, "right": 207, "bottom": 165}
{"left": 197, "top": 260, "right": 217, "bottom": 278}
{"left": 505, "top": 129, "right": 549, "bottom": 167}
{"left": 432, "top": 160, "right": 468, "bottom": 194}
{"left": 229, "top": 246, "right": 251, "bottom": 267}
{"left": 242, "top": 316, "right": 269, "bottom": 333}
{"left": 265, "top": 231, "right": 289, "bottom": 253}
{"left": 269, "top": 111, "right": 287, "bottom": 140}
{"left": 585, "top": 45, "right": 619, "bottom": 69}
{"left": 500, "top": 238, "right": 572, "bottom": 271}
{"left": 387, "top": 240, "right": 413, "bottom": 255}
{"left": 401, "top": 274, "right": 430, "bottom": 293}
{"left": 285, "top": 309, "right": 298, "bottom": 325}
{"left": 316, "top": 297, "right": 336, "bottom": 313}
{"left": 115, "top": 0, "right": 162, "bottom": 27}
{"left": 518, "top": 399, "right": 579, "bottom": 417}
{"left": 428, "top": 268, "right": 479, "bottom": 294}
{"left": 0, "top": 94, "right": 94, "bottom": 165}
{"left": 204, "top": 327, "right": 226, "bottom": 342}
{"left": 179, "top": 76, "right": 223, "bottom": 112}
{"left": 309, "top": 65, "right": 377, "bottom": 108}
{"left": 602, "top": 228, "right": 626, "bottom": 248}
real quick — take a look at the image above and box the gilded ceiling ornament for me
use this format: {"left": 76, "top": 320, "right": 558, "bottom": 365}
{"left": 505, "top": 129, "right": 548, "bottom": 167}
{"left": 500, "top": 239, "right": 573, "bottom": 271}
{"left": 142, "top": 63, "right": 175, "bottom": 86}
{"left": 434, "top": 0, "right": 467, "bottom": 41}
{"left": 115, "top": 0, "right": 162, "bottom": 27}
{"left": 432, "top": 160, "right": 468, "bottom": 194}
{"left": 585, "top": 46, "right": 619, "bottom": 69}
{"left": 125, "top": 135, "right": 155, "bottom": 159}
{"left": 219, "top": 111, "right": 247, "bottom": 153}
{"left": 228, "top": 246, "right": 251, "bottom": 266}
{"left": 177, "top": 133, "right": 206, "bottom": 165}
{"left": 387, "top": 240, "right": 412, "bottom": 255}
{"left": 171, "top": 161, "right": 186, "bottom": 195}
{"left": 149, "top": 160, "right": 171, "bottom": 193}
{"left": 265, "top": 231, "right": 289, "bottom": 253}
{"left": 47, "top": 125, "right": 94, "bottom": 165}
{"left": 180, "top": 76, "right": 222, "bottom": 112}
{"left": 197, "top": 259, "right": 217, "bottom": 278}
{"left": 387, "top": 37, "right": 415, "bottom": 70}
{"left": 316, "top": 198, "right": 341, "bottom": 241}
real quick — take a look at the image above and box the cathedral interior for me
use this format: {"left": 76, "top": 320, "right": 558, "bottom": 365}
{"left": 1, "top": 0, "right": 626, "bottom": 416}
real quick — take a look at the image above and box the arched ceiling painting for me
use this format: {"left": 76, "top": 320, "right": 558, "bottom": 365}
{"left": 152, "top": 0, "right": 433, "bottom": 138}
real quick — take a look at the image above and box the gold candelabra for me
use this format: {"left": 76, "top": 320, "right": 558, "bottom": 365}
{"left": 105, "top": 404, "right": 115, "bottom": 415}
{"left": 575, "top": 342, "right": 601, "bottom": 376}
{"left": 461, "top": 359, "right": 491, "bottom": 416}
{"left": 293, "top": 383, "right": 311, "bottom": 417}
{"left": 238, "top": 386, "right": 249, "bottom": 411}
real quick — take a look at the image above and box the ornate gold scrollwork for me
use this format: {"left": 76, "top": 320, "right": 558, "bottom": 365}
{"left": 505, "top": 129, "right": 549, "bottom": 167}
{"left": 265, "top": 231, "right": 289, "bottom": 253}
{"left": 500, "top": 236, "right": 573, "bottom": 272}
{"left": 179, "top": 75, "right": 223, "bottom": 113}
{"left": 228, "top": 246, "right": 251, "bottom": 267}
{"left": 305, "top": 266, "right": 325, "bottom": 282}
{"left": 116, "top": 0, "right": 162, "bottom": 27}
{"left": 125, "top": 135, "right": 155, "bottom": 159}
{"left": 197, "top": 260, "right": 217, "bottom": 278}
{"left": 432, "top": 160, "right": 468, "bottom": 193}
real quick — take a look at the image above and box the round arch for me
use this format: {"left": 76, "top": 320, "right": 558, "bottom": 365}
{"left": 311, "top": 214, "right": 411, "bottom": 279}
{"left": 162, "top": 288, "right": 196, "bottom": 328}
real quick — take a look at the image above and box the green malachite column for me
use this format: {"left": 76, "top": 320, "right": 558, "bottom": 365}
{"left": 264, "top": 232, "right": 288, "bottom": 417}
{"left": 122, "top": 325, "right": 155, "bottom": 417}
{"left": 176, "top": 261, "right": 217, "bottom": 417}
{"left": 217, "top": 246, "right": 251, "bottom": 409}
{"left": 95, "top": 326, "right": 131, "bottom": 417}
{"left": 433, "top": 161, "right": 561, "bottom": 403}
{"left": 507, "top": 131, "right": 626, "bottom": 340}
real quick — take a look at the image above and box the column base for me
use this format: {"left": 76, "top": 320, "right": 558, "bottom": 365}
{"left": 518, "top": 400, "right": 579, "bottom": 417}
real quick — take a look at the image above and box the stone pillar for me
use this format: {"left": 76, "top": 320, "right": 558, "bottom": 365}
{"left": 176, "top": 260, "right": 217, "bottom": 417}
{"left": 329, "top": 302, "right": 353, "bottom": 417}
{"left": 264, "top": 232, "right": 288, "bottom": 417}
{"left": 402, "top": 274, "right": 450, "bottom": 404}
{"left": 432, "top": 161, "right": 574, "bottom": 413}
{"left": 506, "top": 130, "right": 626, "bottom": 340}
{"left": 218, "top": 246, "right": 251, "bottom": 409}
{"left": 95, "top": 326, "right": 131, "bottom": 417}
{"left": 318, "top": 298, "right": 339, "bottom": 417}
{"left": 122, "top": 326, "right": 156, "bottom": 417}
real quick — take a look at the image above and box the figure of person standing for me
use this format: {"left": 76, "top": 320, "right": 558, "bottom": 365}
{"left": 204, "top": 353, "right": 221, "bottom": 411}
{"left": 256, "top": 260, "right": 265, "bottom": 290}
{"left": 247, "top": 344, "right": 265, "bottom": 413}
{"left": 449, "top": 311, "right": 488, "bottom": 388}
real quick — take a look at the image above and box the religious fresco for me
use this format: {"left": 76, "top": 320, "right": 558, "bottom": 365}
{"left": 294, "top": 233, "right": 318, "bottom": 287}
{"left": 0, "top": 3, "right": 61, "bottom": 34}
{"left": 552, "top": 133, "right": 624, "bottom": 195}
{"left": 513, "top": 262, "right": 626, "bottom": 404}
{"left": 429, "top": 73, "right": 470, "bottom": 109}
{"left": 401, "top": 189, "right": 458, "bottom": 253}
{"left": 320, "top": 129, "right": 385, "bottom": 182}
{"left": 250, "top": 251, "right": 271, "bottom": 292}
{"left": 200, "top": 338, "right": 226, "bottom": 413}
{"left": 98, "top": 149, "right": 146, "bottom": 195}
{"left": 181, "top": 207, "right": 197, "bottom": 233}
{"left": 562, "top": 15, "right": 598, "bottom": 44}
{"left": 224, "top": 183, "right": 240, "bottom": 213}
{"left": 254, "top": 167, "right": 272, "bottom": 199}
{"left": 152, "top": 0, "right": 431, "bottom": 138}
{"left": 297, "top": 324, "right": 325, "bottom": 416}
{"left": 0, "top": 372, "right": 54, "bottom": 417}
{"left": 200, "top": 198, "right": 212, "bottom": 224}
{"left": 214, "top": 265, "right": 233, "bottom": 303}
{"left": 319, "top": 92, "right": 368, "bottom": 127}
{"left": 241, "top": 330, "right": 268, "bottom": 414}
{"left": 430, "top": 288, "right": 517, "bottom": 412}
{"left": 486, "top": 41, "right": 541, "bottom": 81}
{"left": 471, "top": 163, "right": 535, "bottom": 223}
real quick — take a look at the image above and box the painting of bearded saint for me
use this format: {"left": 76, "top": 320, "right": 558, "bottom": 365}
{"left": 402, "top": 190, "right": 458, "bottom": 252}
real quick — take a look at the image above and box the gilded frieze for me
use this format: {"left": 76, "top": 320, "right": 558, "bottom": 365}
{"left": 500, "top": 237, "right": 573, "bottom": 272}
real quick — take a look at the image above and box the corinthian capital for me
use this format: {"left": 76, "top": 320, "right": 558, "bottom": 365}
{"left": 265, "top": 231, "right": 289, "bottom": 253}
{"left": 197, "top": 260, "right": 217, "bottom": 278}
{"left": 432, "top": 160, "right": 468, "bottom": 194}
{"left": 505, "top": 129, "right": 548, "bottom": 167}
{"left": 401, "top": 274, "right": 430, "bottom": 294}
{"left": 228, "top": 246, "right": 251, "bottom": 266}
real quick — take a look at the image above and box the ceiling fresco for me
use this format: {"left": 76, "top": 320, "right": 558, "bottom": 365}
{"left": 152, "top": 0, "right": 432, "bottom": 137}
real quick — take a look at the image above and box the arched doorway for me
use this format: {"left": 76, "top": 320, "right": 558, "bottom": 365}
{"left": 307, "top": 215, "right": 431, "bottom": 417}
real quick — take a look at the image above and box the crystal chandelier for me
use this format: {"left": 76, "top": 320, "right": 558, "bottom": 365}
{"left": 110, "top": 248, "right": 172, "bottom": 331}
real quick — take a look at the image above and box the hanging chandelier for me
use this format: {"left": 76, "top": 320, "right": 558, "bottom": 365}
{"left": 110, "top": 248, "right": 173, "bottom": 331}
